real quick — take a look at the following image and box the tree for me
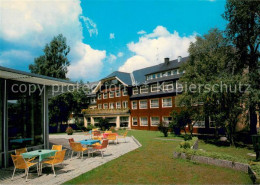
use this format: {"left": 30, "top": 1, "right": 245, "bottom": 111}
{"left": 178, "top": 29, "right": 245, "bottom": 145}
{"left": 158, "top": 122, "right": 169, "bottom": 137}
{"left": 223, "top": 0, "right": 260, "bottom": 135}
{"left": 97, "top": 118, "right": 110, "bottom": 131}
{"left": 29, "top": 34, "right": 70, "bottom": 79}
{"left": 170, "top": 109, "right": 193, "bottom": 136}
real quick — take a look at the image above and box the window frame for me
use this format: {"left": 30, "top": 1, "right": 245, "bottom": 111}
{"left": 109, "top": 102, "right": 114, "bottom": 109}
{"left": 139, "top": 99, "right": 148, "bottom": 109}
{"left": 151, "top": 84, "right": 160, "bottom": 92}
{"left": 97, "top": 93, "right": 102, "bottom": 100}
{"left": 132, "top": 101, "right": 138, "bottom": 109}
{"left": 109, "top": 91, "right": 114, "bottom": 98}
{"left": 122, "top": 101, "right": 128, "bottom": 109}
{"left": 98, "top": 104, "right": 102, "bottom": 109}
{"left": 103, "top": 103, "right": 108, "bottom": 109}
{"left": 115, "top": 90, "right": 121, "bottom": 97}
{"left": 140, "top": 86, "right": 149, "bottom": 94}
{"left": 162, "top": 97, "right": 172, "bottom": 108}
{"left": 151, "top": 117, "right": 160, "bottom": 126}
{"left": 103, "top": 93, "right": 108, "bottom": 99}
{"left": 123, "top": 89, "right": 128, "bottom": 96}
{"left": 150, "top": 98, "right": 159, "bottom": 108}
{"left": 132, "top": 117, "right": 138, "bottom": 126}
{"left": 140, "top": 117, "right": 148, "bottom": 126}
{"left": 116, "top": 102, "right": 121, "bottom": 109}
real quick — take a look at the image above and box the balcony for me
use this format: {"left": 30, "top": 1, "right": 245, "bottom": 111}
{"left": 82, "top": 108, "right": 130, "bottom": 116}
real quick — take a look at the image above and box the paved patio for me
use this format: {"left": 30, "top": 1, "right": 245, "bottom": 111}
{"left": 0, "top": 133, "right": 140, "bottom": 184}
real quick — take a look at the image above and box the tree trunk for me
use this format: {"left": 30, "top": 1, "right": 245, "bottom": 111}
{"left": 57, "top": 122, "right": 61, "bottom": 133}
{"left": 250, "top": 105, "right": 257, "bottom": 135}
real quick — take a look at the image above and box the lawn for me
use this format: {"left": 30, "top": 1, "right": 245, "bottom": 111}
{"left": 64, "top": 130, "right": 252, "bottom": 184}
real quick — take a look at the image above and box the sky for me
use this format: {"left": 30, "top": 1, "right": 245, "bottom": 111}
{"left": 0, "top": 0, "right": 227, "bottom": 82}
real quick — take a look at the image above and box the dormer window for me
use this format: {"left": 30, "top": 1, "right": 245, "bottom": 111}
{"left": 140, "top": 86, "right": 148, "bottom": 94}
{"left": 133, "top": 87, "right": 138, "bottom": 95}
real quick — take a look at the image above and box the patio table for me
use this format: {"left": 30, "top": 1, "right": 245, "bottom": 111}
{"left": 103, "top": 133, "right": 118, "bottom": 138}
{"left": 79, "top": 139, "right": 101, "bottom": 145}
{"left": 22, "top": 149, "right": 57, "bottom": 162}
{"left": 79, "top": 140, "right": 101, "bottom": 157}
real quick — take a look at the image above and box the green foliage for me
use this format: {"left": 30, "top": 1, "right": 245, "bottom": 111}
{"left": 250, "top": 165, "right": 260, "bottom": 178}
{"left": 29, "top": 34, "right": 70, "bottom": 79}
{"left": 183, "top": 134, "right": 192, "bottom": 141}
{"left": 158, "top": 122, "right": 169, "bottom": 137}
{"left": 223, "top": 0, "right": 260, "bottom": 134}
{"left": 179, "top": 141, "right": 191, "bottom": 149}
{"left": 109, "top": 126, "right": 116, "bottom": 133}
{"left": 179, "top": 29, "right": 245, "bottom": 145}
{"left": 86, "top": 124, "right": 95, "bottom": 131}
{"left": 170, "top": 109, "right": 193, "bottom": 136}
{"left": 66, "top": 126, "right": 74, "bottom": 135}
{"left": 97, "top": 118, "right": 110, "bottom": 131}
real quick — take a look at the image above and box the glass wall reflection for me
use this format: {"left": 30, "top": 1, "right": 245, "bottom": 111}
{"left": 7, "top": 80, "right": 44, "bottom": 150}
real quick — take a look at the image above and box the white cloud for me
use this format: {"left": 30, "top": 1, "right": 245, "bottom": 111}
{"left": 137, "top": 30, "right": 146, "bottom": 35}
{"left": 68, "top": 42, "right": 106, "bottom": 80}
{"left": 80, "top": 16, "right": 98, "bottom": 37}
{"left": 0, "top": 0, "right": 106, "bottom": 80}
{"left": 119, "top": 26, "right": 196, "bottom": 73}
{"left": 107, "top": 54, "right": 117, "bottom": 63}
{"left": 117, "top": 52, "right": 124, "bottom": 57}
{"left": 109, "top": 33, "right": 115, "bottom": 39}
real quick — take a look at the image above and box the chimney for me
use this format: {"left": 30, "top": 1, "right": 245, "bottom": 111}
{"left": 178, "top": 56, "right": 182, "bottom": 62}
{"left": 164, "top": 57, "right": 170, "bottom": 65}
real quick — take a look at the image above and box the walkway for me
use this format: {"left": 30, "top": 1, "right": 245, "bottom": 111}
{"left": 0, "top": 133, "right": 140, "bottom": 184}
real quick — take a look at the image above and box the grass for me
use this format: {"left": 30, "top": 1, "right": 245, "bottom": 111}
{"left": 64, "top": 130, "right": 252, "bottom": 184}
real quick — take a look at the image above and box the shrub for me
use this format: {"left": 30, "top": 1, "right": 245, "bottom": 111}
{"left": 66, "top": 126, "right": 74, "bottom": 135}
{"left": 180, "top": 141, "right": 191, "bottom": 149}
{"left": 184, "top": 134, "right": 192, "bottom": 141}
{"left": 86, "top": 124, "right": 95, "bottom": 131}
{"left": 109, "top": 126, "right": 116, "bottom": 133}
{"left": 158, "top": 122, "right": 169, "bottom": 137}
{"left": 97, "top": 118, "right": 110, "bottom": 131}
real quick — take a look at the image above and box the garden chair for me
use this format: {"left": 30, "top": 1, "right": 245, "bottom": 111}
{"left": 15, "top": 148, "right": 35, "bottom": 162}
{"left": 93, "top": 140, "right": 108, "bottom": 158}
{"left": 70, "top": 142, "right": 88, "bottom": 159}
{"left": 41, "top": 150, "right": 66, "bottom": 176}
{"left": 11, "top": 154, "right": 38, "bottom": 181}
{"left": 107, "top": 133, "right": 118, "bottom": 145}
{"left": 48, "top": 145, "right": 63, "bottom": 159}
{"left": 118, "top": 131, "right": 128, "bottom": 143}
{"left": 67, "top": 138, "right": 75, "bottom": 156}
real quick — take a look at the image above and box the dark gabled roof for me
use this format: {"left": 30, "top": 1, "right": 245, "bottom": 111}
{"left": 146, "top": 74, "right": 182, "bottom": 84}
{"left": 132, "top": 56, "right": 189, "bottom": 84}
{"left": 145, "top": 56, "right": 189, "bottom": 76}
{"left": 103, "top": 71, "right": 132, "bottom": 85}
{"left": 130, "top": 91, "right": 177, "bottom": 99}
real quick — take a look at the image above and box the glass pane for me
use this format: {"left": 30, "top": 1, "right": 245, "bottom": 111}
{"left": 7, "top": 80, "right": 44, "bottom": 150}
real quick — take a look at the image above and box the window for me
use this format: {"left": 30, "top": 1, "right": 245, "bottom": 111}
{"left": 123, "top": 101, "right": 128, "bottom": 108}
{"left": 116, "top": 102, "right": 121, "bottom": 109}
{"left": 140, "top": 86, "right": 148, "bottom": 94}
{"left": 103, "top": 93, "right": 108, "bottom": 99}
{"left": 132, "top": 101, "right": 137, "bottom": 109}
{"left": 163, "top": 117, "right": 172, "bottom": 127}
{"left": 150, "top": 99, "right": 159, "bottom": 108}
{"left": 133, "top": 87, "right": 138, "bottom": 95}
{"left": 167, "top": 71, "right": 171, "bottom": 76}
{"left": 140, "top": 117, "right": 148, "bottom": 126}
{"left": 123, "top": 89, "right": 128, "bottom": 96}
{"left": 91, "top": 98, "right": 96, "bottom": 103}
{"left": 151, "top": 117, "right": 160, "bottom": 126}
{"left": 109, "top": 91, "right": 114, "bottom": 98}
{"left": 103, "top": 103, "right": 108, "bottom": 109}
{"left": 132, "top": 117, "right": 138, "bottom": 126}
{"left": 120, "top": 116, "right": 129, "bottom": 127}
{"left": 109, "top": 103, "right": 114, "bottom": 109}
{"left": 163, "top": 81, "right": 174, "bottom": 92}
{"left": 116, "top": 90, "right": 121, "bottom": 97}
{"left": 152, "top": 74, "right": 156, "bottom": 79}
{"left": 193, "top": 121, "right": 205, "bottom": 128}
{"left": 98, "top": 94, "right": 101, "bottom": 100}
{"left": 139, "top": 100, "right": 147, "bottom": 109}
{"left": 151, "top": 84, "right": 160, "bottom": 92}
{"left": 209, "top": 117, "right": 216, "bottom": 128}
{"left": 156, "top": 73, "right": 161, "bottom": 78}
{"left": 162, "top": 72, "right": 167, "bottom": 77}
{"left": 98, "top": 104, "right": 102, "bottom": 109}
{"left": 178, "top": 69, "right": 184, "bottom": 74}
{"left": 162, "top": 98, "right": 172, "bottom": 107}
{"left": 172, "top": 69, "right": 177, "bottom": 75}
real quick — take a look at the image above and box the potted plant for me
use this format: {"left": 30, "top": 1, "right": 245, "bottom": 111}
{"left": 66, "top": 126, "right": 74, "bottom": 135}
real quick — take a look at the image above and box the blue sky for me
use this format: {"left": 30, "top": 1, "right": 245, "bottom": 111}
{"left": 0, "top": 0, "right": 226, "bottom": 82}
